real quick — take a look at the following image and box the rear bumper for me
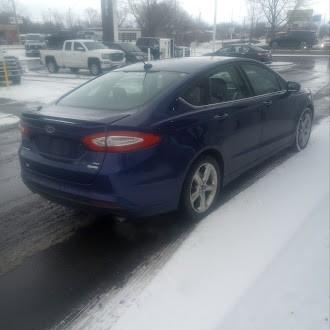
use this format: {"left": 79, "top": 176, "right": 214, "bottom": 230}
{"left": 20, "top": 147, "right": 183, "bottom": 217}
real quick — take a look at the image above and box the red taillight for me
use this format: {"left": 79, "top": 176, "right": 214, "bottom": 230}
{"left": 18, "top": 121, "right": 30, "bottom": 136}
{"left": 82, "top": 131, "right": 161, "bottom": 153}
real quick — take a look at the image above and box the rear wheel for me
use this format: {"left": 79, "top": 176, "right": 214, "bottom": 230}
{"left": 89, "top": 61, "right": 101, "bottom": 76}
{"left": 293, "top": 108, "right": 313, "bottom": 152}
{"left": 46, "top": 59, "right": 59, "bottom": 73}
{"left": 181, "top": 156, "right": 221, "bottom": 220}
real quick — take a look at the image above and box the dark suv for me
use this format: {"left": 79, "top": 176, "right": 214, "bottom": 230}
{"left": 136, "top": 37, "right": 160, "bottom": 59}
{"left": 205, "top": 44, "right": 272, "bottom": 63}
{"left": 106, "top": 42, "right": 147, "bottom": 64}
{"left": 270, "top": 30, "right": 317, "bottom": 49}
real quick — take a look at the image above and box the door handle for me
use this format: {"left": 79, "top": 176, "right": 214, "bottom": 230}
{"left": 214, "top": 113, "right": 229, "bottom": 121}
{"left": 263, "top": 100, "right": 273, "bottom": 106}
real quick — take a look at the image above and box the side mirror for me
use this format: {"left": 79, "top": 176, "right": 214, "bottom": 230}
{"left": 287, "top": 81, "right": 301, "bottom": 92}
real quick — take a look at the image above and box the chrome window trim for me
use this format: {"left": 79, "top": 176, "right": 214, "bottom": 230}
{"left": 179, "top": 90, "right": 287, "bottom": 111}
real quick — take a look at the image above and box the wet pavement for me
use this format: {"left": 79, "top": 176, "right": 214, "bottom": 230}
{"left": 0, "top": 55, "right": 329, "bottom": 330}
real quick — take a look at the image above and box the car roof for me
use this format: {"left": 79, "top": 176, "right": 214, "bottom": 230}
{"left": 118, "top": 56, "right": 251, "bottom": 74}
{"left": 66, "top": 39, "right": 96, "bottom": 43}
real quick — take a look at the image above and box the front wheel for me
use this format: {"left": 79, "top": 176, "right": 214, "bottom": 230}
{"left": 293, "top": 108, "right": 313, "bottom": 152}
{"left": 181, "top": 156, "right": 221, "bottom": 220}
{"left": 89, "top": 61, "right": 102, "bottom": 76}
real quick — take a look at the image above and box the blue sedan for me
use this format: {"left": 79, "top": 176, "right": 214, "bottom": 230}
{"left": 19, "top": 57, "right": 313, "bottom": 219}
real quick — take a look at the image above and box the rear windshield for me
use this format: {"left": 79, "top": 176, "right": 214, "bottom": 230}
{"left": 249, "top": 45, "right": 266, "bottom": 52}
{"left": 119, "top": 43, "right": 142, "bottom": 52}
{"left": 58, "top": 71, "right": 187, "bottom": 111}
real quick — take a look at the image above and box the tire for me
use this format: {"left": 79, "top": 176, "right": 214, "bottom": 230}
{"left": 46, "top": 59, "right": 59, "bottom": 73}
{"left": 70, "top": 68, "right": 79, "bottom": 74}
{"left": 293, "top": 108, "right": 313, "bottom": 152}
{"left": 89, "top": 61, "right": 102, "bottom": 76}
{"left": 271, "top": 41, "right": 279, "bottom": 49}
{"left": 299, "top": 42, "right": 307, "bottom": 49}
{"left": 12, "top": 76, "right": 21, "bottom": 85}
{"left": 181, "top": 156, "right": 221, "bottom": 220}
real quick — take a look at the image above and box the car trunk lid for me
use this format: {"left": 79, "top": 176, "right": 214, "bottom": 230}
{"left": 20, "top": 105, "right": 129, "bottom": 184}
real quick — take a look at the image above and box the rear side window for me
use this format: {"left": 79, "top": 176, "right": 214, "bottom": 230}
{"left": 65, "top": 42, "right": 72, "bottom": 51}
{"left": 182, "top": 65, "right": 249, "bottom": 106}
{"left": 240, "top": 63, "right": 281, "bottom": 95}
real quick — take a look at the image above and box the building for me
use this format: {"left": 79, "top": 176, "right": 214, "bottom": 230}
{"left": 118, "top": 28, "right": 141, "bottom": 42}
{"left": 0, "top": 24, "right": 18, "bottom": 44}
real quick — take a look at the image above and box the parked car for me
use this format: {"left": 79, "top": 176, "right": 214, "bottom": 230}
{"left": 205, "top": 44, "right": 272, "bottom": 63}
{"left": 0, "top": 50, "right": 22, "bottom": 85}
{"left": 321, "top": 37, "right": 330, "bottom": 49}
{"left": 25, "top": 40, "right": 47, "bottom": 57}
{"left": 270, "top": 30, "right": 318, "bottom": 49}
{"left": 19, "top": 57, "right": 313, "bottom": 219}
{"left": 40, "top": 40, "right": 125, "bottom": 75}
{"left": 106, "top": 42, "right": 147, "bottom": 64}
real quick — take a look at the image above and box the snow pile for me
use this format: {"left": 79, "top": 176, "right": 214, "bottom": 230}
{"left": 70, "top": 120, "right": 329, "bottom": 330}
{"left": 0, "top": 77, "right": 84, "bottom": 104}
{"left": 0, "top": 112, "right": 19, "bottom": 129}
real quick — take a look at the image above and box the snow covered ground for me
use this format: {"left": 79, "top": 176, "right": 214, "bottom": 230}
{"left": 67, "top": 119, "right": 329, "bottom": 330}
{"left": 0, "top": 75, "right": 87, "bottom": 104}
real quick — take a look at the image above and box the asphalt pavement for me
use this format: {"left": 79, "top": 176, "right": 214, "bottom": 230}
{"left": 0, "top": 55, "right": 329, "bottom": 330}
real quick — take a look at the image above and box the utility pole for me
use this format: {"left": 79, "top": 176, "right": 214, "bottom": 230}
{"left": 212, "top": 0, "right": 218, "bottom": 51}
{"left": 101, "top": 0, "right": 118, "bottom": 43}
{"left": 10, "top": 0, "right": 21, "bottom": 44}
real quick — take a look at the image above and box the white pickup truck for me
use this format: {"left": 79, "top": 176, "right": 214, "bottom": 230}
{"left": 40, "top": 40, "right": 126, "bottom": 75}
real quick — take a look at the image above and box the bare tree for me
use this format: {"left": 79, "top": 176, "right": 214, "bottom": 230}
{"left": 253, "top": 0, "right": 310, "bottom": 37}
{"left": 256, "top": 0, "right": 294, "bottom": 36}
{"left": 85, "top": 7, "right": 101, "bottom": 27}
{"left": 65, "top": 8, "right": 76, "bottom": 28}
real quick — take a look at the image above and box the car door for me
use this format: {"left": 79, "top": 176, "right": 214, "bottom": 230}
{"left": 71, "top": 42, "right": 86, "bottom": 68}
{"left": 239, "top": 62, "right": 296, "bottom": 156}
{"left": 177, "top": 63, "right": 264, "bottom": 177}
{"left": 63, "top": 41, "right": 73, "bottom": 66}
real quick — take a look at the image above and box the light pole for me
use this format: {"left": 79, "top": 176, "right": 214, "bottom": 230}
{"left": 212, "top": 0, "right": 218, "bottom": 51}
{"left": 10, "top": 0, "right": 21, "bottom": 44}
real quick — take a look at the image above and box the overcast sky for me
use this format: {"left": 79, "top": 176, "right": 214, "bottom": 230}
{"left": 18, "top": 0, "right": 329, "bottom": 23}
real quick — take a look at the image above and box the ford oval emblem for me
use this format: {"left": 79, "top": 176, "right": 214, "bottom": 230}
{"left": 45, "top": 125, "right": 56, "bottom": 134}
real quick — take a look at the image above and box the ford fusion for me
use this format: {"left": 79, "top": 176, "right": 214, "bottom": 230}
{"left": 19, "top": 57, "right": 313, "bottom": 219}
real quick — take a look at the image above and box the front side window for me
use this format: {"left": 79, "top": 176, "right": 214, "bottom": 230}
{"left": 182, "top": 65, "right": 249, "bottom": 106}
{"left": 74, "top": 42, "right": 85, "bottom": 51}
{"left": 240, "top": 63, "right": 281, "bottom": 96}
{"left": 58, "top": 71, "right": 187, "bottom": 111}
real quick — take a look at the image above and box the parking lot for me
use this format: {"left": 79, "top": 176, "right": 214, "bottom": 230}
{"left": 0, "top": 53, "right": 329, "bottom": 330}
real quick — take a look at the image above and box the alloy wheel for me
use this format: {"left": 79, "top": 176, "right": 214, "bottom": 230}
{"left": 297, "top": 110, "right": 312, "bottom": 150}
{"left": 190, "top": 162, "right": 218, "bottom": 214}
